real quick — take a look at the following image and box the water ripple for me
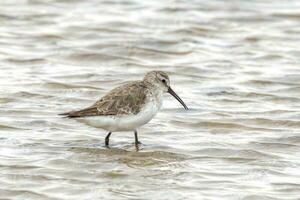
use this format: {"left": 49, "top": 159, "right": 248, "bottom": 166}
{"left": 0, "top": 0, "right": 300, "bottom": 199}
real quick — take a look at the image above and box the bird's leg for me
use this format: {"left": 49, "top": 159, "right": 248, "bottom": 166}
{"left": 105, "top": 132, "right": 112, "bottom": 147}
{"left": 134, "top": 130, "right": 141, "bottom": 149}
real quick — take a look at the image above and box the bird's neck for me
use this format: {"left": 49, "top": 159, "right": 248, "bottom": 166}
{"left": 142, "top": 80, "right": 164, "bottom": 102}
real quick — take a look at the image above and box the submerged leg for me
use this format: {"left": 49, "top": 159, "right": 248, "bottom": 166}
{"left": 105, "top": 132, "right": 112, "bottom": 146}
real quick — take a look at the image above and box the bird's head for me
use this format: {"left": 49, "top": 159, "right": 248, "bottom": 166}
{"left": 143, "top": 71, "right": 188, "bottom": 110}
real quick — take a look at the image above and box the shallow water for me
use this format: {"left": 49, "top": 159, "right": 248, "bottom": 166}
{"left": 1, "top": 0, "right": 300, "bottom": 199}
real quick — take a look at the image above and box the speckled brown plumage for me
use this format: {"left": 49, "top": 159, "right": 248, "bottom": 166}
{"left": 61, "top": 81, "right": 149, "bottom": 118}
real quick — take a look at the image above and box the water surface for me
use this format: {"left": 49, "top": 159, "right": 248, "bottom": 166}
{"left": 1, "top": 0, "right": 300, "bottom": 199}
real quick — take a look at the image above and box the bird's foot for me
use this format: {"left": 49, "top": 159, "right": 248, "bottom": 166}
{"left": 134, "top": 141, "right": 142, "bottom": 151}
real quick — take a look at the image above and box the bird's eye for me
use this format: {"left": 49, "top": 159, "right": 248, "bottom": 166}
{"left": 162, "top": 79, "right": 166, "bottom": 83}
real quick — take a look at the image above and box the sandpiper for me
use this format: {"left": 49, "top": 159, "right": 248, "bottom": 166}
{"left": 60, "top": 71, "right": 188, "bottom": 149}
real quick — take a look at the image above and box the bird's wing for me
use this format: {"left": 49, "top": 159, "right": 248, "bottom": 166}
{"left": 60, "top": 81, "right": 148, "bottom": 118}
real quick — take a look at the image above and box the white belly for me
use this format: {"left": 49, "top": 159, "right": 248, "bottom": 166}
{"left": 78, "top": 99, "right": 162, "bottom": 132}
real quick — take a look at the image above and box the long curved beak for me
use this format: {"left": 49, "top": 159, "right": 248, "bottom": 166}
{"left": 168, "top": 87, "right": 189, "bottom": 110}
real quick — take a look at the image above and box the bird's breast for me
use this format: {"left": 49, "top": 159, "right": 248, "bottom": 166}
{"left": 148, "top": 89, "right": 164, "bottom": 110}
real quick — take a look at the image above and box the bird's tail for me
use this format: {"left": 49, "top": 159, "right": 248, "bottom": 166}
{"left": 58, "top": 111, "right": 75, "bottom": 118}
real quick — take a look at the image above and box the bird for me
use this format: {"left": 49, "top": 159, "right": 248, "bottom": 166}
{"left": 60, "top": 71, "right": 188, "bottom": 149}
